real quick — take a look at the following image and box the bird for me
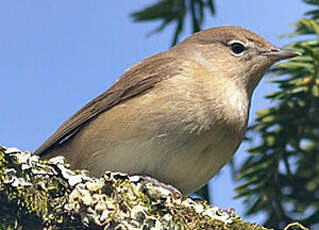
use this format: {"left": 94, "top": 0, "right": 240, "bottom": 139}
{"left": 35, "top": 26, "right": 300, "bottom": 195}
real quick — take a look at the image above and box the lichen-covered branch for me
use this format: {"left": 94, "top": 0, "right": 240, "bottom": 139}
{"left": 0, "top": 145, "right": 305, "bottom": 229}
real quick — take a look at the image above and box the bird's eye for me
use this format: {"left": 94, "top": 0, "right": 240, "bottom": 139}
{"left": 230, "top": 42, "right": 245, "bottom": 55}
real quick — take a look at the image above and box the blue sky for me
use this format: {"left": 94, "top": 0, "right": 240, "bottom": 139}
{"left": 0, "top": 0, "right": 312, "bottom": 225}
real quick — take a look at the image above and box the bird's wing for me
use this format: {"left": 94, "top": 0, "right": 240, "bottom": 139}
{"left": 35, "top": 53, "right": 180, "bottom": 156}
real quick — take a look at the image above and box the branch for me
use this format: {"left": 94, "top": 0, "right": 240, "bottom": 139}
{"left": 0, "top": 145, "right": 294, "bottom": 229}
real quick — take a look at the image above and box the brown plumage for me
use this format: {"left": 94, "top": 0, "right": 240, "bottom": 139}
{"left": 35, "top": 26, "right": 299, "bottom": 195}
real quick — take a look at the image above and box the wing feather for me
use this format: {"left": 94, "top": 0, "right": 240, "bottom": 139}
{"left": 35, "top": 53, "right": 179, "bottom": 156}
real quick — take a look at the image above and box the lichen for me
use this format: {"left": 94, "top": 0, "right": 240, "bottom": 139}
{"left": 0, "top": 145, "right": 308, "bottom": 229}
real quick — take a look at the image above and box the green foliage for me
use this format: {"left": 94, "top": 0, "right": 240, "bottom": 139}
{"left": 235, "top": 1, "right": 319, "bottom": 229}
{"left": 130, "top": 0, "right": 215, "bottom": 45}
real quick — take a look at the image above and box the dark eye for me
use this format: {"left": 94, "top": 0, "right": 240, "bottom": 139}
{"left": 230, "top": 42, "right": 245, "bottom": 54}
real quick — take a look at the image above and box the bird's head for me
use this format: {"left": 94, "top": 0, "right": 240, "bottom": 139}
{"left": 172, "top": 26, "right": 300, "bottom": 96}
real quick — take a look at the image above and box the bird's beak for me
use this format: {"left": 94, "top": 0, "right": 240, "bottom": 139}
{"left": 263, "top": 49, "right": 301, "bottom": 61}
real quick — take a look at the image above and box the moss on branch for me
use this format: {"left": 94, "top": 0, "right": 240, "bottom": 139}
{"left": 0, "top": 145, "right": 307, "bottom": 229}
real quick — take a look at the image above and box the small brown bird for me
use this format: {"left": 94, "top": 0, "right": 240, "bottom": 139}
{"left": 35, "top": 26, "right": 299, "bottom": 195}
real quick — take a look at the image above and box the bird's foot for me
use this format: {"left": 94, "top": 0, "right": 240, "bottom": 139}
{"left": 138, "top": 175, "right": 183, "bottom": 197}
